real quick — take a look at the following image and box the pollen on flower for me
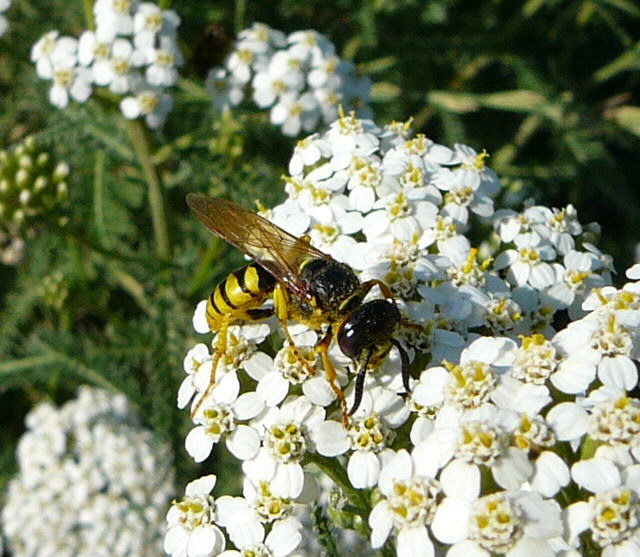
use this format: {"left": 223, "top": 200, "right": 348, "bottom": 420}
{"left": 444, "top": 360, "right": 497, "bottom": 410}
{"left": 447, "top": 248, "right": 487, "bottom": 287}
{"left": 337, "top": 107, "right": 363, "bottom": 135}
{"left": 254, "top": 481, "right": 293, "bottom": 523}
{"left": 265, "top": 422, "right": 307, "bottom": 462}
{"left": 513, "top": 414, "right": 555, "bottom": 451}
{"left": 202, "top": 403, "right": 236, "bottom": 441}
{"left": 53, "top": 68, "right": 74, "bottom": 88}
{"left": 173, "top": 493, "right": 217, "bottom": 530}
{"left": 590, "top": 488, "right": 639, "bottom": 547}
{"left": 139, "top": 91, "right": 160, "bottom": 114}
{"left": 348, "top": 412, "right": 390, "bottom": 452}
{"left": 484, "top": 296, "right": 522, "bottom": 333}
{"left": 112, "top": 57, "right": 132, "bottom": 76}
{"left": 588, "top": 396, "right": 640, "bottom": 447}
{"left": 434, "top": 215, "right": 458, "bottom": 241}
{"left": 444, "top": 185, "right": 474, "bottom": 207}
{"left": 347, "top": 155, "right": 381, "bottom": 189}
{"left": 274, "top": 345, "right": 317, "bottom": 384}
{"left": 512, "top": 334, "right": 560, "bottom": 384}
{"left": 591, "top": 315, "right": 633, "bottom": 357}
{"left": 399, "top": 163, "right": 424, "bottom": 189}
{"left": 387, "top": 477, "right": 441, "bottom": 528}
{"left": 468, "top": 494, "right": 523, "bottom": 553}
{"left": 456, "top": 421, "right": 504, "bottom": 465}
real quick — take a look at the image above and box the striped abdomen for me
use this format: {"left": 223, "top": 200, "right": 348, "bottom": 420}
{"left": 206, "top": 262, "right": 276, "bottom": 331}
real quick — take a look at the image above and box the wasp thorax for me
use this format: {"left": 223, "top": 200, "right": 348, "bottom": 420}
{"left": 337, "top": 299, "right": 401, "bottom": 360}
{"left": 300, "top": 258, "right": 360, "bottom": 313}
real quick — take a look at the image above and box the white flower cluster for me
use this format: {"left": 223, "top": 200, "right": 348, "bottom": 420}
{"left": 3, "top": 386, "right": 175, "bottom": 557}
{"left": 206, "top": 23, "right": 372, "bottom": 137}
{"left": 0, "top": 0, "right": 10, "bottom": 37}
{"left": 172, "top": 113, "right": 640, "bottom": 557}
{"left": 30, "top": 0, "right": 181, "bottom": 128}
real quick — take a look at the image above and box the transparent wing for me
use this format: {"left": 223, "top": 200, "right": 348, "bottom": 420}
{"left": 187, "top": 193, "right": 330, "bottom": 299}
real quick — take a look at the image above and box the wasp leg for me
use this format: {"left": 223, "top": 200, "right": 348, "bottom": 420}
{"left": 315, "top": 328, "right": 350, "bottom": 427}
{"left": 359, "top": 279, "right": 396, "bottom": 301}
{"left": 273, "top": 284, "right": 318, "bottom": 377}
{"left": 191, "top": 313, "right": 230, "bottom": 418}
{"left": 390, "top": 337, "right": 411, "bottom": 392}
{"left": 348, "top": 348, "right": 372, "bottom": 416}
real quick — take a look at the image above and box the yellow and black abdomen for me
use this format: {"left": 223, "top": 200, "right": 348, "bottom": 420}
{"left": 206, "top": 262, "right": 276, "bottom": 331}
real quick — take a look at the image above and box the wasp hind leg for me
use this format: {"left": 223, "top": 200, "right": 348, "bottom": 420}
{"left": 190, "top": 313, "right": 230, "bottom": 418}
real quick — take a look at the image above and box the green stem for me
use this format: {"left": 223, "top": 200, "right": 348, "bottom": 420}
{"left": 235, "top": 0, "right": 247, "bottom": 33}
{"left": 125, "top": 119, "right": 172, "bottom": 263}
{"left": 82, "top": 0, "right": 95, "bottom": 30}
{"left": 307, "top": 453, "right": 370, "bottom": 514}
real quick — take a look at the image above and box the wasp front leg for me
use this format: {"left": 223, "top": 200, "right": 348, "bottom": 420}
{"left": 273, "top": 284, "right": 320, "bottom": 379}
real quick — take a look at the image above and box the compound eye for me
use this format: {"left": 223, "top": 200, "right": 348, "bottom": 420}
{"left": 337, "top": 299, "right": 401, "bottom": 361}
{"left": 337, "top": 317, "right": 364, "bottom": 360}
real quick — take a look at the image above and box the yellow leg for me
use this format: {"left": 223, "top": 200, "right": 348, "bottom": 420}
{"left": 191, "top": 314, "right": 229, "bottom": 418}
{"left": 273, "top": 285, "right": 318, "bottom": 377}
{"left": 316, "top": 330, "right": 350, "bottom": 427}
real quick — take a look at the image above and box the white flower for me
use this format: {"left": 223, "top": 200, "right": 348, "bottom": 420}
{"left": 217, "top": 517, "right": 302, "bottom": 557}
{"left": 553, "top": 310, "right": 639, "bottom": 392}
{"left": 94, "top": 0, "right": 135, "bottom": 42}
{"left": 77, "top": 30, "right": 112, "bottom": 66}
{"left": 206, "top": 67, "right": 244, "bottom": 111}
{"left": 144, "top": 34, "right": 182, "bottom": 86}
{"left": 494, "top": 234, "right": 557, "bottom": 290}
{"left": 245, "top": 396, "right": 326, "bottom": 498}
{"left": 120, "top": 78, "right": 173, "bottom": 128}
{"left": 133, "top": 3, "right": 180, "bottom": 49}
{"left": 164, "top": 475, "right": 226, "bottom": 557}
{"left": 92, "top": 38, "right": 144, "bottom": 94}
{"left": 185, "top": 370, "right": 261, "bottom": 463}
{"left": 49, "top": 60, "right": 93, "bottom": 109}
{"left": 369, "top": 448, "right": 443, "bottom": 555}
{"left": 435, "top": 490, "right": 562, "bottom": 556}
{"left": 270, "top": 91, "right": 320, "bottom": 137}
{"left": 566, "top": 458, "right": 640, "bottom": 556}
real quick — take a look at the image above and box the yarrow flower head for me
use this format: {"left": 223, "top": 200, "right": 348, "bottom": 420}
{"left": 206, "top": 23, "right": 372, "bottom": 136}
{"left": 174, "top": 112, "right": 640, "bottom": 555}
{"left": 30, "top": 0, "right": 181, "bottom": 128}
{"left": 2, "top": 386, "right": 174, "bottom": 557}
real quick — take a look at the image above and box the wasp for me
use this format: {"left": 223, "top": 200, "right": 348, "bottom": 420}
{"left": 186, "top": 193, "right": 411, "bottom": 425}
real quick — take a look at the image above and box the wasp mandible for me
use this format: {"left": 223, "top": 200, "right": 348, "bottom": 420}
{"left": 186, "top": 194, "right": 411, "bottom": 425}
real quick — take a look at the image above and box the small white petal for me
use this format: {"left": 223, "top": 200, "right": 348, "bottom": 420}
{"left": 396, "top": 526, "right": 433, "bottom": 557}
{"left": 226, "top": 425, "right": 260, "bottom": 460}
{"left": 315, "top": 420, "right": 349, "bottom": 456}
{"left": 572, "top": 458, "right": 621, "bottom": 493}
{"left": 348, "top": 451, "right": 381, "bottom": 489}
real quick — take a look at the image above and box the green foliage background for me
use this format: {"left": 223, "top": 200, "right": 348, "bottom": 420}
{"left": 1, "top": 0, "right": 639, "bottom": 512}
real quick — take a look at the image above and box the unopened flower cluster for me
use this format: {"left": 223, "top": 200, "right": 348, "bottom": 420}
{"left": 170, "top": 113, "right": 640, "bottom": 557}
{"left": 30, "top": 0, "right": 181, "bottom": 128}
{"left": 3, "top": 386, "right": 174, "bottom": 557}
{"left": 207, "top": 23, "right": 372, "bottom": 137}
{"left": 0, "top": 136, "right": 69, "bottom": 265}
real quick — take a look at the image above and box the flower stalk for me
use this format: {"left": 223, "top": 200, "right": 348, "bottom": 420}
{"left": 126, "top": 119, "right": 172, "bottom": 263}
